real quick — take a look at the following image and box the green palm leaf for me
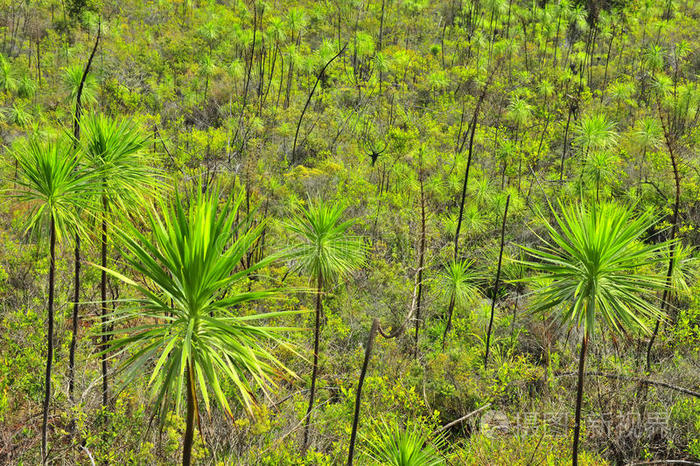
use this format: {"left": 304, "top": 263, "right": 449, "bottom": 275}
{"left": 284, "top": 199, "right": 366, "bottom": 282}
{"left": 9, "top": 137, "right": 97, "bottom": 240}
{"left": 363, "top": 421, "right": 446, "bottom": 466}
{"left": 80, "top": 113, "right": 159, "bottom": 208}
{"left": 102, "top": 185, "right": 300, "bottom": 432}
{"left": 521, "top": 202, "right": 668, "bottom": 337}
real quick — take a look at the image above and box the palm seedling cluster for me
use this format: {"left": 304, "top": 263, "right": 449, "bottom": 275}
{"left": 438, "top": 259, "right": 480, "bottom": 349}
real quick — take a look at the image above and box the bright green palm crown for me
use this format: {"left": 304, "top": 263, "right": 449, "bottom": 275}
{"left": 285, "top": 199, "right": 365, "bottom": 284}
{"left": 574, "top": 113, "right": 618, "bottom": 153}
{"left": 105, "top": 186, "right": 298, "bottom": 421}
{"left": 10, "top": 137, "right": 95, "bottom": 239}
{"left": 364, "top": 421, "right": 446, "bottom": 466}
{"left": 439, "top": 259, "right": 480, "bottom": 308}
{"left": 80, "top": 113, "right": 156, "bottom": 206}
{"left": 522, "top": 202, "right": 668, "bottom": 337}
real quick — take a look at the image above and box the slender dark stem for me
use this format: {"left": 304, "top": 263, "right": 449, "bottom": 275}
{"left": 302, "top": 273, "right": 323, "bottom": 451}
{"left": 68, "top": 19, "right": 99, "bottom": 410}
{"left": 560, "top": 100, "right": 576, "bottom": 184}
{"left": 415, "top": 155, "right": 426, "bottom": 358}
{"left": 484, "top": 194, "right": 510, "bottom": 369}
{"left": 68, "top": 236, "right": 80, "bottom": 403}
{"left": 441, "top": 294, "right": 456, "bottom": 350}
{"left": 100, "top": 196, "right": 108, "bottom": 409}
{"left": 347, "top": 318, "right": 379, "bottom": 466}
{"left": 72, "top": 20, "right": 100, "bottom": 141}
{"left": 182, "top": 361, "right": 196, "bottom": 466}
{"left": 292, "top": 43, "right": 347, "bottom": 164}
{"left": 453, "top": 66, "right": 497, "bottom": 258}
{"left": 572, "top": 334, "right": 589, "bottom": 466}
{"left": 41, "top": 215, "right": 56, "bottom": 465}
{"left": 646, "top": 108, "right": 681, "bottom": 372}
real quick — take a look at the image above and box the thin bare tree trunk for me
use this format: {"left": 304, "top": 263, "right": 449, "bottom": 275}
{"left": 646, "top": 115, "right": 680, "bottom": 371}
{"left": 68, "top": 19, "right": 100, "bottom": 407}
{"left": 347, "top": 318, "right": 379, "bottom": 466}
{"left": 100, "top": 196, "right": 109, "bottom": 410}
{"left": 484, "top": 194, "right": 510, "bottom": 368}
{"left": 291, "top": 44, "right": 346, "bottom": 164}
{"left": 414, "top": 154, "right": 426, "bottom": 358}
{"left": 454, "top": 67, "right": 497, "bottom": 257}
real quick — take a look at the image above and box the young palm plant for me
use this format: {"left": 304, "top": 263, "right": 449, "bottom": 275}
{"left": 633, "top": 117, "right": 662, "bottom": 195}
{"left": 63, "top": 64, "right": 98, "bottom": 108}
{"left": 584, "top": 151, "right": 619, "bottom": 202}
{"left": 10, "top": 138, "right": 94, "bottom": 464}
{"left": 521, "top": 202, "right": 668, "bottom": 466}
{"left": 103, "top": 186, "right": 298, "bottom": 465}
{"left": 285, "top": 200, "right": 365, "bottom": 450}
{"left": 506, "top": 95, "right": 533, "bottom": 192}
{"left": 574, "top": 113, "right": 617, "bottom": 184}
{"left": 438, "top": 259, "right": 480, "bottom": 349}
{"left": 80, "top": 113, "right": 153, "bottom": 408}
{"left": 362, "top": 421, "right": 446, "bottom": 465}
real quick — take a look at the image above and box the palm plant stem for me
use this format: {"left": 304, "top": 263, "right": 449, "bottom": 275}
{"left": 559, "top": 103, "right": 573, "bottom": 183}
{"left": 183, "top": 361, "right": 196, "bottom": 466}
{"left": 572, "top": 333, "right": 589, "bottom": 466}
{"left": 454, "top": 76, "right": 491, "bottom": 258}
{"left": 291, "top": 44, "right": 346, "bottom": 164}
{"left": 100, "top": 196, "right": 108, "bottom": 408}
{"left": 415, "top": 162, "right": 426, "bottom": 358}
{"left": 68, "top": 22, "right": 99, "bottom": 405}
{"left": 441, "top": 294, "right": 456, "bottom": 351}
{"left": 41, "top": 216, "right": 56, "bottom": 465}
{"left": 636, "top": 147, "right": 647, "bottom": 197}
{"left": 68, "top": 236, "right": 80, "bottom": 401}
{"left": 303, "top": 272, "right": 323, "bottom": 450}
{"left": 646, "top": 126, "right": 680, "bottom": 371}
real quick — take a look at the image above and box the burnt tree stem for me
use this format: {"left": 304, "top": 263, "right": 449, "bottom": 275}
{"left": 292, "top": 43, "right": 347, "bottom": 164}
{"left": 347, "top": 318, "right": 379, "bottom": 466}
{"left": 484, "top": 194, "right": 510, "bottom": 369}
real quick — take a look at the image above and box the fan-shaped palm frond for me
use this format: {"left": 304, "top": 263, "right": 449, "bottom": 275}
{"left": 584, "top": 151, "right": 619, "bottom": 201}
{"left": 81, "top": 113, "right": 155, "bottom": 409}
{"left": 522, "top": 203, "right": 667, "bottom": 335}
{"left": 63, "top": 64, "right": 98, "bottom": 107}
{"left": 0, "top": 53, "right": 19, "bottom": 94}
{"left": 285, "top": 200, "right": 366, "bottom": 283}
{"left": 11, "top": 138, "right": 94, "bottom": 239}
{"left": 667, "top": 244, "right": 699, "bottom": 299}
{"left": 574, "top": 113, "right": 618, "bottom": 154}
{"left": 80, "top": 113, "right": 155, "bottom": 208}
